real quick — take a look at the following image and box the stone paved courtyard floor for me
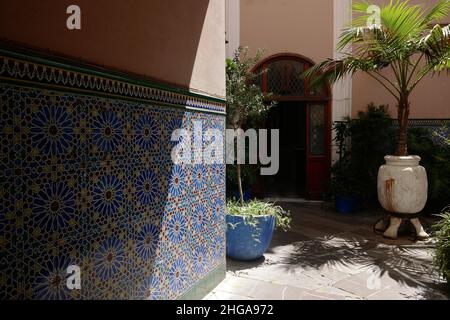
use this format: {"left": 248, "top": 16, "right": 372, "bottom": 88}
{"left": 204, "top": 202, "right": 449, "bottom": 300}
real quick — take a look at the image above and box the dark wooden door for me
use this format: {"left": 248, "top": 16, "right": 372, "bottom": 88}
{"left": 265, "top": 101, "right": 306, "bottom": 197}
{"left": 251, "top": 54, "right": 331, "bottom": 200}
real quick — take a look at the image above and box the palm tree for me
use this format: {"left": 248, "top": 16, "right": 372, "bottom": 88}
{"left": 305, "top": 0, "right": 450, "bottom": 156}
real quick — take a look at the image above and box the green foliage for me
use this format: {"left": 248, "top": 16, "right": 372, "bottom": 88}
{"left": 332, "top": 105, "right": 450, "bottom": 211}
{"left": 408, "top": 127, "right": 450, "bottom": 213}
{"left": 334, "top": 121, "right": 351, "bottom": 163}
{"left": 226, "top": 164, "right": 258, "bottom": 194}
{"left": 330, "top": 120, "right": 358, "bottom": 198}
{"left": 434, "top": 126, "right": 450, "bottom": 145}
{"left": 349, "top": 104, "right": 396, "bottom": 202}
{"left": 432, "top": 207, "right": 450, "bottom": 283}
{"left": 304, "top": 0, "right": 450, "bottom": 156}
{"left": 330, "top": 160, "right": 365, "bottom": 199}
{"left": 431, "top": 130, "right": 450, "bottom": 284}
{"left": 330, "top": 104, "right": 395, "bottom": 202}
{"left": 226, "top": 47, "right": 275, "bottom": 129}
{"left": 306, "top": 0, "right": 450, "bottom": 89}
{"left": 331, "top": 105, "right": 450, "bottom": 211}
{"left": 226, "top": 47, "right": 275, "bottom": 205}
{"left": 226, "top": 199, "right": 291, "bottom": 232}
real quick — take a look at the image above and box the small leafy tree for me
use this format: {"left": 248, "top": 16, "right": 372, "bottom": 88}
{"left": 409, "top": 126, "right": 450, "bottom": 212}
{"left": 432, "top": 135, "right": 450, "bottom": 283}
{"left": 330, "top": 104, "right": 395, "bottom": 203}
{"left": 432, "top": 207, "right": 450, "bottom": 283}
{"left": 305, "top": 0, "right": 450, "bottom": 156}
{"left": 226, "top": 47, "right": 275, "bottom": 205}
{"left": 350, "top": 104, "right": 396, "bottom": 201}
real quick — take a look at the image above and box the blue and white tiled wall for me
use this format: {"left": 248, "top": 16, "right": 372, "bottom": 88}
{"left": 0, "top": 53, "right": 226, "bottom": 300}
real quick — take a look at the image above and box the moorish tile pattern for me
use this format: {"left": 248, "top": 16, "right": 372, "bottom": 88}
{"left": 0, "top": 48, "right": 226, "bottom": 300}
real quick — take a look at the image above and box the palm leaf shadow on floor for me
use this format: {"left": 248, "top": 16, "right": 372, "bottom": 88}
{"left": 224, "top": 202, "right": 448, "bottom": 299}
{"left": 269, "top": 229, "right": 447, "bottom": 297}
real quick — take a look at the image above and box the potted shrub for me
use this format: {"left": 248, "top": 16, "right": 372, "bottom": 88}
{"left": 349, "top": 104, "right": 396, "bottom": 205}
{"left": 431, "top": 133, "right": 450, "bottom": 284}
{"left": 226, "top": 47, "right": 275, "bottom": 205}
{"left": 432, "top": 207, "right": 450, "bottom": 284}
{"left": 305, "top": 0, "right": 450, "bottom": 239}
{"left": 330, "top": 120, "right": 361, "bottom": 213}
{"left": 226, "top": 199, "right": 291, "bottom": 261}
{"left": 330, "top": 162, "right": 362, "bottom": 214}
{"left": 408, "top": 126, "right": 450, "bottom": 213}
{"left": 225, "top": 47, "right": 288, "bottom": 260}
{"left": 330, "top": 104, "right": 396, "bottom": 213}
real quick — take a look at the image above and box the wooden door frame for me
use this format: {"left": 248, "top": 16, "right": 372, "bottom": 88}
{"left": 305, "top": 100, "right": 332, "bottom": 200}
{"left": 252, "top": 53, "right": 332, "bottom": 200}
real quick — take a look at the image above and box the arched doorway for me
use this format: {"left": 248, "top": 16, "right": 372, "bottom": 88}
{"left": 253, "top": 53, "right": 331, "bottom": 200}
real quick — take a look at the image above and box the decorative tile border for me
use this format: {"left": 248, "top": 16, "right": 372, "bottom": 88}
{"left": 0, "top": 46, "right": 226, "bottom": 115}
{"left": 393, "top": 119, "right": 450, "bottom": 127}
{"left": 335, "top": 119, "right": 450, "bottom": 145}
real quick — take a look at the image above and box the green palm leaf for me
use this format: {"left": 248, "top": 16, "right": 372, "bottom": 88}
{"left": 303, "top": 0, "right": 450, "bottom": 156}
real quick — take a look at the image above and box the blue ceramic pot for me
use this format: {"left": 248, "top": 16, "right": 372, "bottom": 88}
{"left": 335, "top": 195, "right": 358, "bottom": 214}
{"left": 226, "top": 214, "right": 276, "bottom": 261}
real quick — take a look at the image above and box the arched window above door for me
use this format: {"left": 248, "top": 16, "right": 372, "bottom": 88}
{"left": 253, "top": 54, "right": 329, "bottom": 100}
{"left": 267, "top": 59, "right": 305, "bottom": 96}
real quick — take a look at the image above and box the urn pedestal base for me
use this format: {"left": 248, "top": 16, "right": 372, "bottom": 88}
{"left": 374, "top": 215, "right": 429, "bottom": 240}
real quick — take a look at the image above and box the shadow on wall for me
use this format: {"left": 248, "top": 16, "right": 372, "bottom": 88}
{"left": 0, "top": 0, "right": 212, "bottom": 91}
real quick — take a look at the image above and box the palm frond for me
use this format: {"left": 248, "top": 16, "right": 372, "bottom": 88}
{"left": 420, "top": 0, "right": 450, "bottom": 28}
{"left": 338, "top": 25, "right": 404, "bottom": 64}
{"left": 306, "top": 1, "right": 450, "bottom": 92}
{"left": 381, "top": 0, "right": 425, "bottom": 38}
{"left": 338, "top": 1, "right": 436, "bottom": 63}
{"left": 304, "top": 0, "right": 450, "bottom": 157}
{"left": 303, "top": 57, "right": 375, "bottom": 87}
{"left": 420, "top": 24, "right": 450, "bottom": 72}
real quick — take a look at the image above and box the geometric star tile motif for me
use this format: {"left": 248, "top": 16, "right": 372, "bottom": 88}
{"left": 0, "top": 83, "right": 226, "bottom": 300}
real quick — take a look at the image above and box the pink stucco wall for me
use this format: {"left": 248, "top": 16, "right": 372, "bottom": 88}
{"left": 239, "top": 0, "right": 449, "bottom": 119}
{"left": 240, "top": 0, "right": 334, "bottom": 66}
{"left": 0, "top": 0, "right": 226, "bottom": 98}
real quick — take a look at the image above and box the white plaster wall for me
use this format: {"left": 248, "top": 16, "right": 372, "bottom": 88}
{"left": 332, "top": 0, "right": 353, "bottom": 163}
{"left": 226, "top": 0, "right": 240, "bottom": 58}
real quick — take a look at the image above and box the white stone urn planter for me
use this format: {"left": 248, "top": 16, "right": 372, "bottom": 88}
{"left": 377, "top": 155, "right": 429, "bottom": 239}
